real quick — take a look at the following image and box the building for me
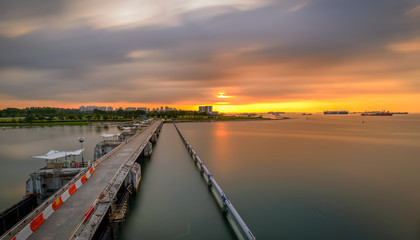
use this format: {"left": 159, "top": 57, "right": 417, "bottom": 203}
{"left": 107, "top": 106, "right": 113, "bottom": 111}
{"left": 137, "top": 107, "right": 147, "bottom": 112}
{"left": 125, "top": 107, "right": 136, "bottom": 111}
{"left": 198, "top": 106, "right": 213, "bottom": 115}
{"left": 79, "top": 106, "right": 106, "bottom": 112}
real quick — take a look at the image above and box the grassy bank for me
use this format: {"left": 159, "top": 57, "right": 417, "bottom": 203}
{"left": 0, "top": 119, "right": 134, "bottom": 127}
{"left": 0, "top": 122, "right": 90, "bottom": 127}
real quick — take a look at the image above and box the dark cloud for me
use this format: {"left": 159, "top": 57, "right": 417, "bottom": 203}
{"left": 0, "top": 0, "right": 66, "bottom": 20}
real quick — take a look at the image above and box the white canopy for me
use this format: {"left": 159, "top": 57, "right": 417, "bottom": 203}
{"left": 100, "top": 133, "right": 121, "bottom": 138}
{"left": 32, "top": 149, "right": 85, "bottom": 160}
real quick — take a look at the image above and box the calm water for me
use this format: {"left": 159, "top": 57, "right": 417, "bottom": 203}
{"left": 119, "top": 124, "right": 234, "bottom": 239}
{"left": 1, "top": 115, "right": 420, "bottom": 239}
{"left": 0, "top": 124, "right": 119, "bottom": 211}
{"left": 174, "top": 114, "right": 420, "bottom": 239}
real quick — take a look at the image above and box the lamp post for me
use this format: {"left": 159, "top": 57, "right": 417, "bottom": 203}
{"left": 78, "top": 137, "right": 85, "bottom": 166}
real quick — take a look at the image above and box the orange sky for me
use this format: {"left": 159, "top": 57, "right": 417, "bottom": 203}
{"left": 0, "top": 0, "right": 420, "bottom": 112}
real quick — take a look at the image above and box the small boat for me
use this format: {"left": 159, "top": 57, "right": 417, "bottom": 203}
{"left": 302, "top": 113, "right": 312, "bottom": 115}
{"left": 118, "top": 126, "right": 135, "bottom": 130}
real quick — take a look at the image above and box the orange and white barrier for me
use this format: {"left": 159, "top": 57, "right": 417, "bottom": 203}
{"left": 11, "top": 166, "right": 96, "bottom": 240}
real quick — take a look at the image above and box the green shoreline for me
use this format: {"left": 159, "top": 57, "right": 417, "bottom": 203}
{"left": 0, "top": 122, "right": 90, "bottom": 127}
{"left": 0, "top": 116, "right": 291, "bottom": 127}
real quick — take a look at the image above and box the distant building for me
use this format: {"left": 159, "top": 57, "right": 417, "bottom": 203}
{"left": 79, "top": 106, "right": 106, "bottom": 112}
{"left": 137, "top": 107, "right": 147, "bottom": 112}
{"left": 125, "top": 107, "right": 136, "bottom": 111}
{"left": 198, "top": 106, "right": 213, "bottom": 115}
{"left": 160, "top": 106, "right": 163, "bottom": 112}
{"left": 107, "top": 106, "right": 113, "bottom": 111}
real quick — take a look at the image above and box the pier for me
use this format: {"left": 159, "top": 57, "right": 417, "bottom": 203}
{"left": 1, "top": 121, "right": 162, "bottom": 240}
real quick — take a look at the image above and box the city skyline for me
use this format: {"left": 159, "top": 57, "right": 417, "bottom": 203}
{"left": 1, "top": 1, "right": 420, "bottom": 112}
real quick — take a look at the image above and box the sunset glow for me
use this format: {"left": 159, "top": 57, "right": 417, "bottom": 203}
{"left": 0, "top": 1, "right": 419, "bottom": 112}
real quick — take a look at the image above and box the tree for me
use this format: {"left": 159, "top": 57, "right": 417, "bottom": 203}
{"left": 24, "top": 115, "right": 34, "bottom": 123}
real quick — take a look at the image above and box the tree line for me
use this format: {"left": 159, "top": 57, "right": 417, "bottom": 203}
{"left": 0, "top": 107, "right": 208, "bottom": 123}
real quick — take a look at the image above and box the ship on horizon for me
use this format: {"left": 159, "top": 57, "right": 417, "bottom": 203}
{"left": 361, "top": 111, "right": 393, "bottom": 116}
{"left": 324, "top": 110, "right": 349, "bottom": 114}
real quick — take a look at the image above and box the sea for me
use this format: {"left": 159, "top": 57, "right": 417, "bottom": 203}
{"left": 1, "top": 113, "right": 420, "bottom": 239}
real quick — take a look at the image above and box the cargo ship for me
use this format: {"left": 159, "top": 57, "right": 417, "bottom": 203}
{"left": 324, "top": 111, "right": 348, "bottom": 114}
{"left": 361, "top": 111, "right": 393, "bottom": 116}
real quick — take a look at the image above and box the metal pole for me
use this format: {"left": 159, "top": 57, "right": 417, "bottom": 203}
{"left": 81, "top": 142, "right": 84, "bottom": 166}
{"left": 78, "top": 137, "right": 85, "bottom": 166}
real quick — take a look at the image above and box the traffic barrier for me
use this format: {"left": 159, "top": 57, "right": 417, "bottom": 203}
{"left": 52, "top": 196, "right": 63, "bottom": 210}
{"left": 29, "top": 213, "right": 44, "bottom": 231}
{"left": 83, "top": 206, "right": 94, "bottom": 223}
{"left": 69, "top": 184, "right": 77, "bottom": 196}
{"left": 81, "top": 175, "right": 87, "bottom": 184}
{"left": 10, "top": 166, "right": 96, "bottom": 240}
{"left": 84, "top": 206, "right": 94, "bottom": 216}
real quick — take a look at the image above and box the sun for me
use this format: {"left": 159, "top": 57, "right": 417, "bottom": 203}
{"left": 217, "top": 92, "right": 231, "bottom": 98}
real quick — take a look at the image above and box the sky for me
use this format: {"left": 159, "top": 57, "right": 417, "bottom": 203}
{"left": 0, "top": 0, "right": 420, "bottom": 112}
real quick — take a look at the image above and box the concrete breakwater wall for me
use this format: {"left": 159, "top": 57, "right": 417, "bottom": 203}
{"left": 173, "top": 123, "right": 255, "bottom": 240}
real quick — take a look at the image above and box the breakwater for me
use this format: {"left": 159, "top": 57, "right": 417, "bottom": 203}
{"left": 173, "top": 123, "right": 255, "bottom": 240}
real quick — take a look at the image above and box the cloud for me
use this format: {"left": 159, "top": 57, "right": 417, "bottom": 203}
{"left": 388, "top": 38, "right": 420, "bottom": 52}
{"left": 406, "top": 4, "right": 420, "bottom": 17}
{"left": 288, "top": 1, "right": 310, "bottom": 13}
{"left": 0, "top": 0, "right": 420, "bottom": 110}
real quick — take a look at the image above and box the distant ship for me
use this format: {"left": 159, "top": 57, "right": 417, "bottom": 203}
{"left": 361, "top": 111, "right": 393, "bottom": 116}
{"left": 324, "top": 111, "right": 348, "bottom": 115}
{"left": 302, "top": 113, "right": 312, "bottom": 115}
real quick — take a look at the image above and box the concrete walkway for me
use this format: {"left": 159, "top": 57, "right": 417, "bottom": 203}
{"left": 29, "top": 121, "right": 160, "bottom": 240}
